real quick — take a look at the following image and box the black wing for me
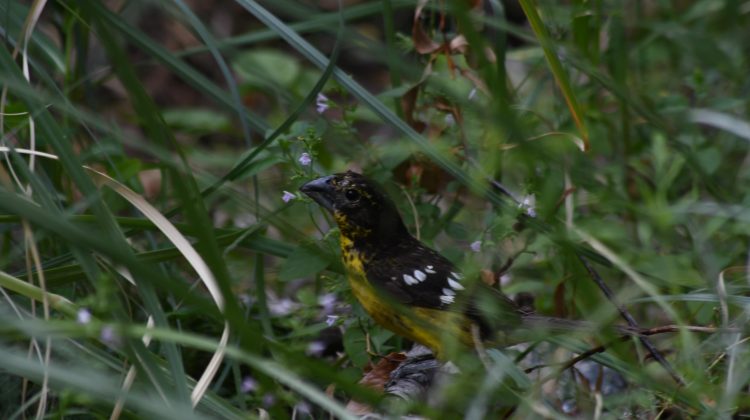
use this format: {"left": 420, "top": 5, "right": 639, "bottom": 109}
{"left": 364, "top": 238, "right": 523, "bottom": 333}
{"left": 364, "top": 239, "right": 465, "bottom": 309}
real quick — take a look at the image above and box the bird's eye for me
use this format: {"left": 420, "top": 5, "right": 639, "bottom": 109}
{"left": 344, "top": 189, "right": 360, "bottom": 201}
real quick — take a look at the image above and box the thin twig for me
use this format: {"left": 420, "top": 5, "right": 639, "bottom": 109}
{"left": 524, "top": 341, "right": 607, "bottom": 376}
{"left": 487, "top": 177, "right": 523, "bottom": 205}
{"left": 487, "top": 173, "right": 685, "bottom": 385}
{"left": 525, "top": 324, "right": 727, "bottom": 377}
{"left": 578, "top": 255, "right": 686, "bottom": 386}
{"left": 641, "top": 325, "right": 730, "bottom": 335}
{"left": 400, "top": 186, "right": 420, "bottom": 240}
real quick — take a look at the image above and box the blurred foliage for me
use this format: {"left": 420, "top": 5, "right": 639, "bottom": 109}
{"left": 1, "top": 0, "right": 750, "bottom": 418}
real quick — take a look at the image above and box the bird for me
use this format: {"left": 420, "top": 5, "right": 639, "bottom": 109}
{"left": 300, "top": 171, "right": 629, "bottom": 357}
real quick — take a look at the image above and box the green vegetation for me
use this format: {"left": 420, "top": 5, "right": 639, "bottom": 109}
{"left": 1, "top": 0, "right": 749, "bottom": 417}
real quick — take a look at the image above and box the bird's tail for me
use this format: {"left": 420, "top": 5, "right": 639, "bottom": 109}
{"left": 512, "top": 314, "right": 641, "bottom": 342}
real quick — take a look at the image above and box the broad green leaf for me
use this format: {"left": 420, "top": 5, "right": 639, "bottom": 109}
{"left": 233, "top": 49, "right": 301, "bottom": 89}
{"left": 163, "top": 108, "right": 232, "bottom": 134}
{"left": 278, "top": 243, "right": 331, "bottom": 281}
{"left": 342, "top": 326, "right": 369, "bottom": 369}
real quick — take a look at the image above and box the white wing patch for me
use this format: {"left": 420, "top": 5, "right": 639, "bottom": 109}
{"left": 439, "top": 271, "right": 466, "bottom": 305}
{"left": 403, "top": 274, "right": 419, "bottom": 285}
{"left": 404, "top": 270, "right": 432, "bottom": 285}
{"left": 440, "top": 294, "right": 455, "bottom": 304}
{"left": 447, "top": 278, "right": 464, "bottom": 290}
{"left": 400, "top": 265, "right": 466, "bottom": 307}
{"left": 440, "top": 287, "right": 456, "bottom": 305}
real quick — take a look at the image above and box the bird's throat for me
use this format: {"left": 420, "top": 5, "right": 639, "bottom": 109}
{"left": 334, "top": 210, "right": 381, "bottom": 262}
{"left": 339, "top": 234, "right": 368, "bottom": 273}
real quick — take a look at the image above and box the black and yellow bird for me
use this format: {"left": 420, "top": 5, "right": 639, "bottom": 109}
{"left": 301, "top": 171, "right": 620, "bottom": 357}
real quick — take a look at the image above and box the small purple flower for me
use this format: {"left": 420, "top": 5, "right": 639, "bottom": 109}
{"left": 262, "top": 393, "right": 276, "bottom": 408}
{"left": 315, "top": 93, "right": 329, "bottom": 114}
{"left": 444, "top": 113, "right": 455, "bottom": 126}
{"left": 77, "top": 308, "right": 92, "bottom": 324}
{"left": 241, "top": 376, "right": 257, "bottom": 393}
{"left": 298, "top": 152, "right": 312, "bottom": 166}
{"left": 269, "top": 298, "right": 296, "bottom": 315}
{"left": 519, "top": 194, "right": 536, "bottom": 218}
{"left": 282, "top": 191, "right": 295, "bottom": 203}
{"left": 294, "top": 401, "right": 312, "bottom": 416}
{"left": 470, "top": 240, "right": 481, "bottom": 253}
{"left": 239, "top": 294, "right": 253, "bottom": 307}
{"left": 325, "top": 315, "right": 339, "bottom": 327}
{"left": 100, "top": 325, "right": 119, "bottom": 347}
{"left": 500, "top": 273, "right": 512, "bottom": 286}
{"left": 318, "top": 293, "right": 336, "bottom": 311}
{"left": 306, "top": 341, "right": 325, "bottom": 356}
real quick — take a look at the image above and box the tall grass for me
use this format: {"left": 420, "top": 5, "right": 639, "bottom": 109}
{"left": 1, "top": 0, "right": 749, "bottom": 417}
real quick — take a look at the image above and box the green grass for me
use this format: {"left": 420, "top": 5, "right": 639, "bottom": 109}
{"left": 1, "top": 0, "right": 749, "bottom": 418}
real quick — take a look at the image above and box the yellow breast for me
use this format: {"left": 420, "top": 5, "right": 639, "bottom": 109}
{"left": 339, "top": 235, "right": 472, "bottom": 356}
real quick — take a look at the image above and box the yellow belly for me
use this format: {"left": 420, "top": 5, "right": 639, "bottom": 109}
{"left": 340, "top": 237, "right": 472, "bottom": 355}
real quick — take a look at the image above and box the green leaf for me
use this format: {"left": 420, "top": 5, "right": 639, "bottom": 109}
{"left": 278, "top": 243, "right": 330, "bottom": 281}
{"left": 518, "top": 0, "right": 590, "bottom": 149}
{"left": 234, "top": 155, "right": 286, "bottom": 182}
{"left": 162, "top": 108, "right": 232, "bottom": 134}
{"left": 342, "top": 326, "right": 369, "bottom": 369}
{"left": 233, "top": 49, "right": 301, "bottom": 89}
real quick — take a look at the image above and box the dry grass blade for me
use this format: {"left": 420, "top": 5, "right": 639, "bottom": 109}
{"left": 86, "top": 168, "right": 229, "bottom": 408}
{"left": 3, "top": 1, "right": 50, "bottom": 415}
{"left": 0, "top": 147, "right": 228, "bottom": 408}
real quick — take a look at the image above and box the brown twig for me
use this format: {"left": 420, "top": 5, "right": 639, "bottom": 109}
{"left": 487, "top": 175, "right": 687, "bottom": 385}
{"left": 525, "top": 324, "right": 729, "bottom": 377}
{"left": 578, "top": 255, "right": 686, "bottom": 386}
{"left": 640, "top": 324, "right": 730, "bottom": 335}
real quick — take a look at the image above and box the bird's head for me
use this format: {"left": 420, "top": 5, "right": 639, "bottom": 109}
{"left": 300, "top": 171, "right": 408, "bottom": 247}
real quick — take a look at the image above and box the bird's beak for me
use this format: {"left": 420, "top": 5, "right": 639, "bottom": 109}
{"left": 300, "top": 175, "right": 335, "bottom": 212}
